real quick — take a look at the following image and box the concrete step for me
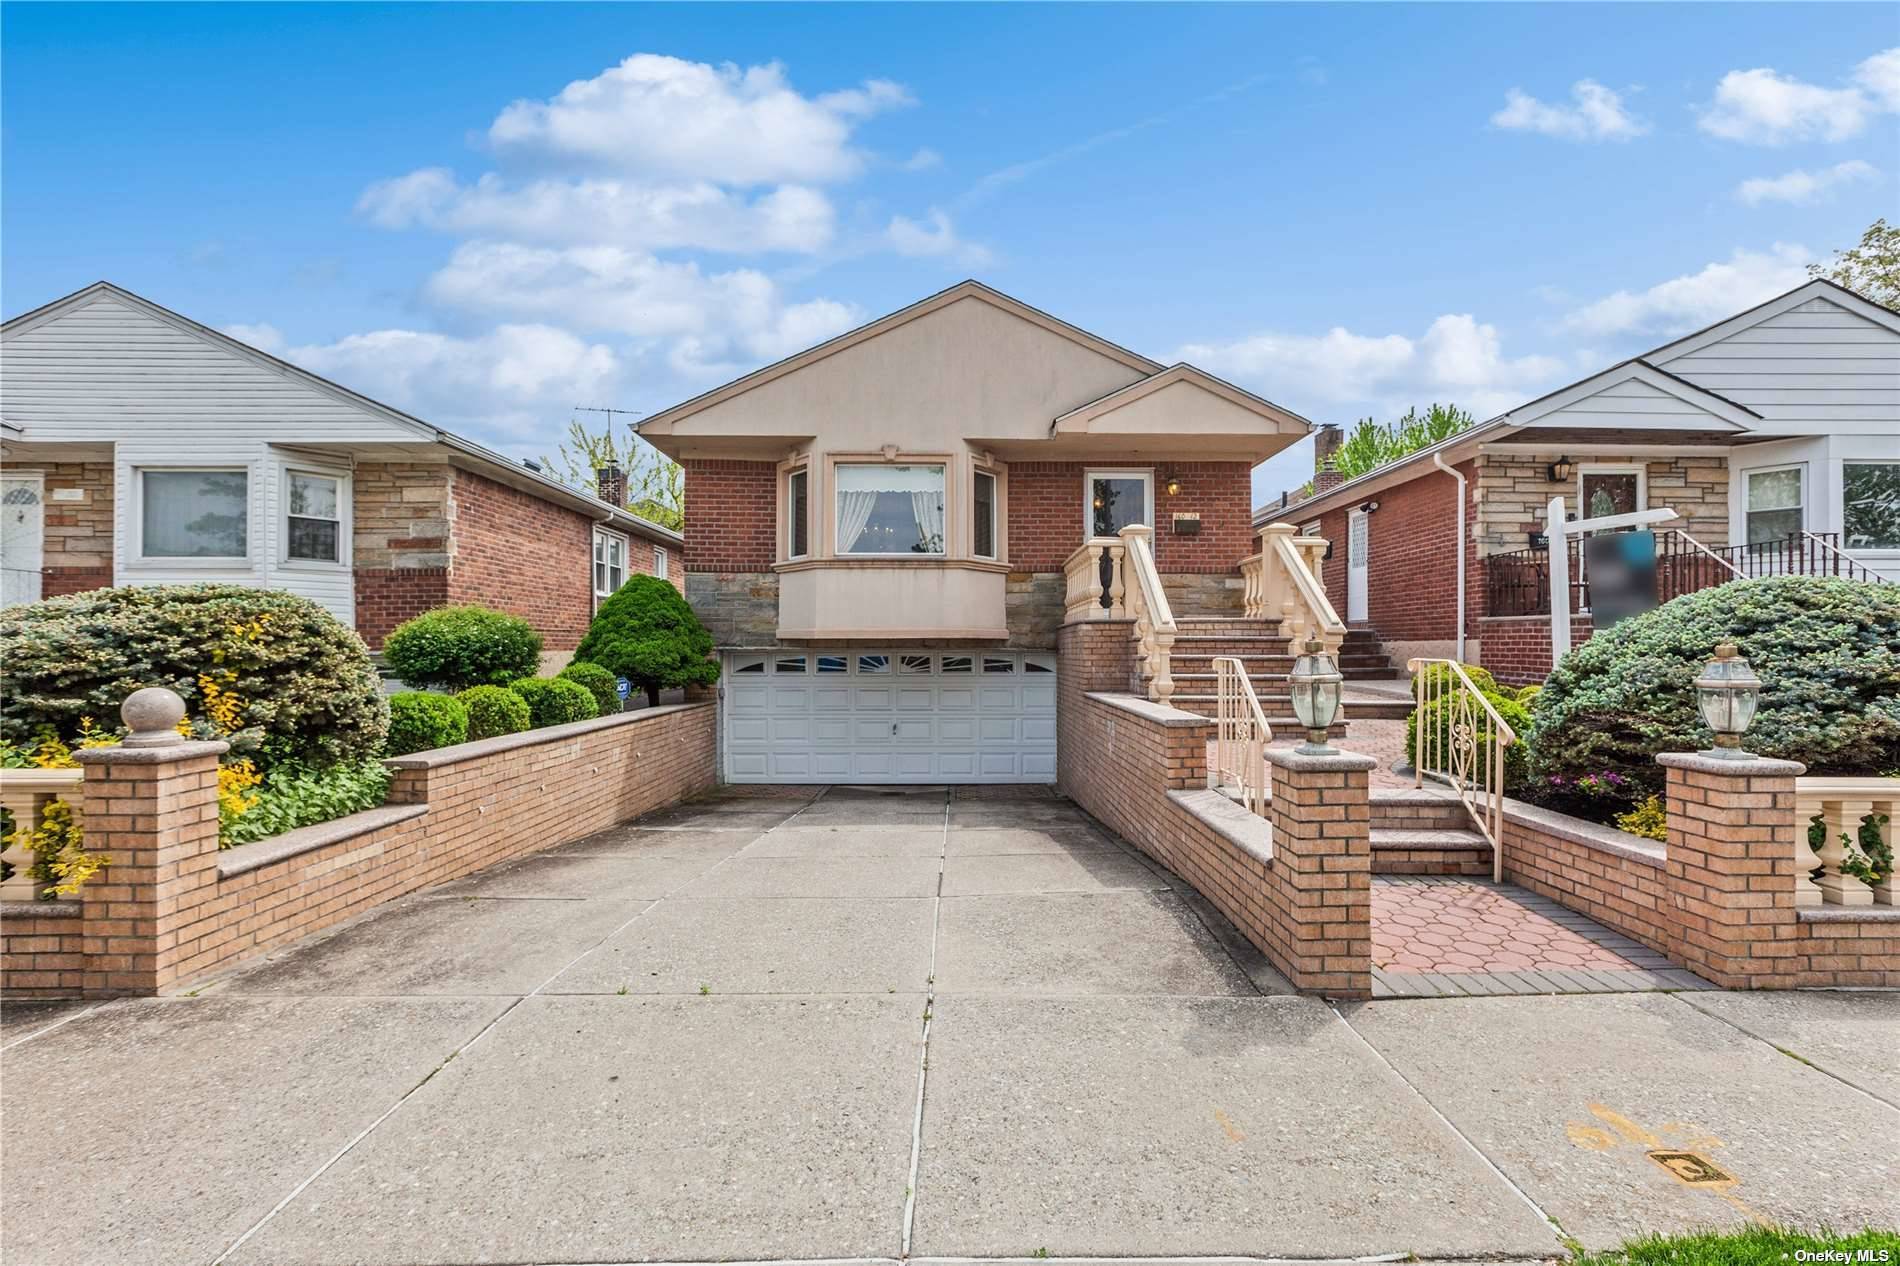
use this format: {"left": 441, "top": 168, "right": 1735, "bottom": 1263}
{"left": 1370, "top": 826, "right": 1493, "bottom": 876}
{"left": 1346, "top": 696, "right": 1411, "bottom": 719}
{"left": 1371, "top": 787, "right": 1474, "bottom": 831}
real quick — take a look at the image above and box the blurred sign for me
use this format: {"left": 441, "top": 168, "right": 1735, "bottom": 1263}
{"left": 616, "top": 677, "right": 632, "bottom": 701}
{"left": 1583, "top": 531, "right": 1657, "bottom": 629}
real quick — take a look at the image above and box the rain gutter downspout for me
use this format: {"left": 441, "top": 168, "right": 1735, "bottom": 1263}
{"left": 1433, "top": 452, "right": 1467, "bottom": 664}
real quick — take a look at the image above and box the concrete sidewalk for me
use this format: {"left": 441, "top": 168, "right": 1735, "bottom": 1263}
{"left": 2, "top": 785, "right": 1894, "bottom": 1266}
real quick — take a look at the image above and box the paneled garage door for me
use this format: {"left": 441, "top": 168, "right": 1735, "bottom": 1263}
{"left": 722, "top": 650, "right": 1057, "bottom": 784}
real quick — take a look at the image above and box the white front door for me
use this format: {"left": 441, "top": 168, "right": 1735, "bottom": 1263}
{"left": 1, "top": 476, "right": 45, "bottom": 608}
{"left": 722, "top": 649, "right": 1058, "bottom": 783}
{"left": 1346, "top": 509, "right": 1369, "bottom": 623}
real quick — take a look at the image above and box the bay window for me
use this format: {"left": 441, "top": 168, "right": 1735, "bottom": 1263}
{"left": 835, "top": 463, "right": 945, "bottom": 556}
{"left": 285, "top": 470, "right": 342, "bottom": 562}
{"left": 140, "top": 468, "right": 248, "bottom": 559}
{"left": 1743, "top": 467, "right": 1803, "bottom": 544}
{"left": 1843, "top": 462, "right": 1900, "bottom": 550}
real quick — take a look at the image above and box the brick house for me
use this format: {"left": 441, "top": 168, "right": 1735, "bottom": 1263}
{"left": 637, "top": 280, "right": 1318, "bottom": 783}
{"left": 0, "top": 282, "right": 681, "bottom": 660}
{"left": 1258, "top": 280, "right": 1900, "bottom": 684}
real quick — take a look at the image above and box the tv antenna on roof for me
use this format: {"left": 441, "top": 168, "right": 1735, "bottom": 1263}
{"left": 574, "top": 406, "right": 645, "bottom": 421}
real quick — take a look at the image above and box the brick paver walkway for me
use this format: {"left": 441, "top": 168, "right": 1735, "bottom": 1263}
{"left": 1372, "top": 877, "right": 1711, "bottom": 998}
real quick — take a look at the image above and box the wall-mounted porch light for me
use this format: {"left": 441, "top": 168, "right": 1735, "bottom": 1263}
{"left": 1694, "top": 642, "right": 1762, "bottom": 759}
{"left": 1548, "top": 456, "right": 1577, "bottom": 483}
{"left": 1164, "top": 471, "right": 1183, "bottom": 497}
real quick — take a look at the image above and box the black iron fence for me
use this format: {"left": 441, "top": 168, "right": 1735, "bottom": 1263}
{"left": 1485, "top": 531, "right": 1874, "bottom": 618}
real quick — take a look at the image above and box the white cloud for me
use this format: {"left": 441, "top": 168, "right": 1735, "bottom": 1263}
{"left": 1562, "top": 244, "right": 1811, "bottom": 338}
{"left": 900, "top": 147, "right": 942, "bottom": 172}
{"left": 422, "top": 240, "right": 860, "bottom": 362}
{"left": 1736, "top": 159, "right": 1879, "bottom": 206}
{"left": 358, "top": 168, "right": 834, "bottom": 253}
{"left": 884, "top": 209, "right": 993, "bottom": 266}
{"left": 1490, "top": 80, "right": 1647, "bottom": 141}
{"left": 1181, "top": 314, "right": 1567, "bottom": 422}
{"left": 488, "top": 54, "right": 911, "bottom": 184}
{"left": 239, "top": 322, "right": 625, "bottom": 442}
{"left": 1698, "top": 49, "right": 1900, "bottom": 144}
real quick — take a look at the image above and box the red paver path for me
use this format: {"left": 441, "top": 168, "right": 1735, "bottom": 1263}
{"left": 1373, "top": 878, "right": 1642, "bottom": 974}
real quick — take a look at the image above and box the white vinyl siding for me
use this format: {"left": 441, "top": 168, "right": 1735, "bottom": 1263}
{"left": 1657, "top": 297, "right": 1900, "bottom": 434}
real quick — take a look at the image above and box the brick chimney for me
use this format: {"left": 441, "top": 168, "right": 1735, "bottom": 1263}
{"left": 1313, "top": 424, "right": 1344, "bottom": 493}
{"left": 596, "top": 463, "right": 627, "bottom": 507}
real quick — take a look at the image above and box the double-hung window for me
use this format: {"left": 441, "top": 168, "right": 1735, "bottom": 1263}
{"left": 285, "top": 470, "right": 343, "bottom": 563}
{"left": 1843, "top": 462, "right": 1900, "bottom": 550}
{"left": 786, "top": 468, "right": 809, "bottom": 559}
{"left": 654, "top": 545, "right": 670, "bottom": 580}
{"left": 1744, "top": 467, "right": 1803, "bottom": 545}
{"left": 140, "top": 468, "right": 249, "bottom": 559}
{"left": 835, "top": 463, "right": 945, "bottom": 556}
{"left": 594, "top": 528, "right": 627, "bottom": 602}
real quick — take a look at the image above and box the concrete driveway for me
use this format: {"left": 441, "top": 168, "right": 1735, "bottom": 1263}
{"left": 3, "top": 785, "right": 1895, "bottom": 1266}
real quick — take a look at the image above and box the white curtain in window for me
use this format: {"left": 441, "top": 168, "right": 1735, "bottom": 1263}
{"left": 143, "top": 470, "right": 248, "bottom": 557}
{"left": 837, "top": 490, "right": 879, "bottom": 552}
{"left": 910, "top": 491, "right": 944, "bottom": 553}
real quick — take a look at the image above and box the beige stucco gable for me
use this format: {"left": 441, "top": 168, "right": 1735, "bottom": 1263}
{"left": 640, "top": 291, "right": 1155, "bottom": 458}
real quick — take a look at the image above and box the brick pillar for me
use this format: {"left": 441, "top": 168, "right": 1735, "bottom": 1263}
{"left": 73, "top": 737, "right": 227, "bottom": 997}
{"left": 1264, "top": 747, "right": 1375, "bottom": 998}
{"left": 1657, "top": 751, "right": 1805, "bottom": 989}
{"left": 1057, "top": 619, "right": 1135, "bottom": 692}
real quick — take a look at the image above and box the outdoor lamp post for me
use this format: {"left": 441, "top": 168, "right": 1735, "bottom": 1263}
{"left": 1694, "top": 641, "right": 1762, "bottom": 758}
{"left": 1289, "top": 636, "right": 1343, "bottom": 755}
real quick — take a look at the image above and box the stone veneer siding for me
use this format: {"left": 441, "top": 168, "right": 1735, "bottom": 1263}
{"left": 1475, "top": 452, "right": 1728, "bottom": 557}
{"left": 353, "top": 462, "right": 455, "bottom": 646}
{"left": 0, "top": 704, "right": 715, "bottom": 997}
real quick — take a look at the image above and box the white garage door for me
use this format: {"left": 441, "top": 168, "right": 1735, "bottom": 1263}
{"left": 722, "top": 650, "right": 1057, "bottom": 784}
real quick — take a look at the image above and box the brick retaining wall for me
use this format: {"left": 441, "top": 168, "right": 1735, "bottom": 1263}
{"left": 1478, "top": 614, "right": 1595, "bottom": 686}
{"left": 0, "top": 704, "right": 715, "bottom": 997}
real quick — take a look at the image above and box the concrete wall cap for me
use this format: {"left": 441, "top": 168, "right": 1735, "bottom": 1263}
{"left": 1, "top": 899, "right": 82, "bottom": 919}
{"left": 383, "top": 701, "right": 712, "bottom": 770}
{"left": 1167, "top": 788, "right": 1274, "bottom": 866}
{"left": 1795, "top": 906, "right": 1900, "bottom": 924}
{"left": 74, "top": 739, "right": 230, "bottom": 765}
{"left": 218, "top": 803, "right": 430, "bottom": 878}
{"left": 1501, "top": 797, "right": 1665, "bottom": 869}
{"left": 1082, "top": 691, "right": 1214, "bottom": 728}
{"left": 1656, "top": 751, "right": 1806, "bottom": 777}
{"left": 1264, "top": 746, "right": 1377, "bottom": 773}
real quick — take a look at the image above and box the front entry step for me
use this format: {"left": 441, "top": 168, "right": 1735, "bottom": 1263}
{"left": 1370, "top": 827, "right": 1492, "bottom": 876}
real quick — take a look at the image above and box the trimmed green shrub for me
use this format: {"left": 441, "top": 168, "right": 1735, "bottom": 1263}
{"left": 572, "top": 575, "right": 718, "bottom": 706}
{"left": 1529, "top": 576, "right": 1900, "bottom": 795}
{"left": 0, "top": 583, "right": 386, "bottom": 768}
{"left": 509, "top": 677, "right": 599, "bottom": 728}
{"left": 1404, "top": 663, "right": 1532, "bottom": 790}
{"left": 222, "top": 759, "right": 393, "bottom": 848}
{"left": 558, "top": 661, "right": 622, "bottom": 717}
{"left": 383, "top": 605, "right": 543, "bottom": 692}
{"left": 385, "top": 692, "right": 469, "bottom": 756}
{"left": 456, "top": 684, "right": 532, "bottom": 741}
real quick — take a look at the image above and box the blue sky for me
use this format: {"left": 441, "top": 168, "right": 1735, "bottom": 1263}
{"left": 5, "top": 3, "right": 1895, "bottom": 503}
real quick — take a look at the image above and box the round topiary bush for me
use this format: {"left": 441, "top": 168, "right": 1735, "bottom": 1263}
{"left": 385, "top": 692, "right": 469, "bottom": 756}
{"left": 383, "top": 605, "right": 543, "bottom": 692}
{"left": 509, "top": 677, "right": 599, "bottom": 729}
{"left": 557, "top": 661, "right": 622, "bottom": 717}
{"left": 0, "top": 583, "right": 387, "bottom": 768}
{"left": 456, "top": 684, "right": 532, "bottom": 741}
{"left": 1529, "top": 576, "right": 1900, "bottom": 797}
{"left": 572, "top": 575, "right": 718, "bottom": 706}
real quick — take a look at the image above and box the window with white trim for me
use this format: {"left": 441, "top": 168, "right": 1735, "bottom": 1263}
{"left": 654, "top": 545, "right": 669, "bottom": 580}
{"left": 1843, "top": 462, "right": 1900, "bottom": 550}
{"left": 140, "top": 468, "right": 248, "bottom": 559}
{"left": 593, "top": 528, "right": 627, "bottom": 601}
{"left": 1744, "top": 467, "right": 1803, "bottom": 545}
{"left": 786, "top": 468, "right": 809, "bottom": 559}
{"left": 285, "top": 470, "right": 343, "bottom": 563}
{"left": 973, "top": 469, "right": 997, "bottom": 559}
{"left": 836, "top": 463, "right": 945, "bottom": 555}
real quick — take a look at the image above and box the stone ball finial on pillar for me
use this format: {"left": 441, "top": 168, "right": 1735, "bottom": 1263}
{"left": 121, "top": 687, "right": 188, "bottom": 747}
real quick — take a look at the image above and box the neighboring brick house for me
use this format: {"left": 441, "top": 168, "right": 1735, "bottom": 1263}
{"left": 0, "top": 282, "right": 681, "bottom": 660}
{"left": 1258, "top": 279, "right": 1900, "bottom": 684}
{"left": 637, "top": 280, "right": 1313, "bottom": 783}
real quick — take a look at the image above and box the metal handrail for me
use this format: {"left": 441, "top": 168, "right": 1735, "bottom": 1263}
{"left": 1668, "top": 529, "right": 1742, "bottom": 578}
{"left": 1801, "top": 531, "right": 1890, "bottom": 584}
{"left": 1211, "top": 656, "right": 1272, "bottom": 817}
{"left": 1407, "top": 657, "right": 1516, "bottom": 880}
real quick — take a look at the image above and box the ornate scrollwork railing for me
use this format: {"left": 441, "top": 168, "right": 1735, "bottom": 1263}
{"left": 1408, "top": 657, "right": 1516, "bottom": 879}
